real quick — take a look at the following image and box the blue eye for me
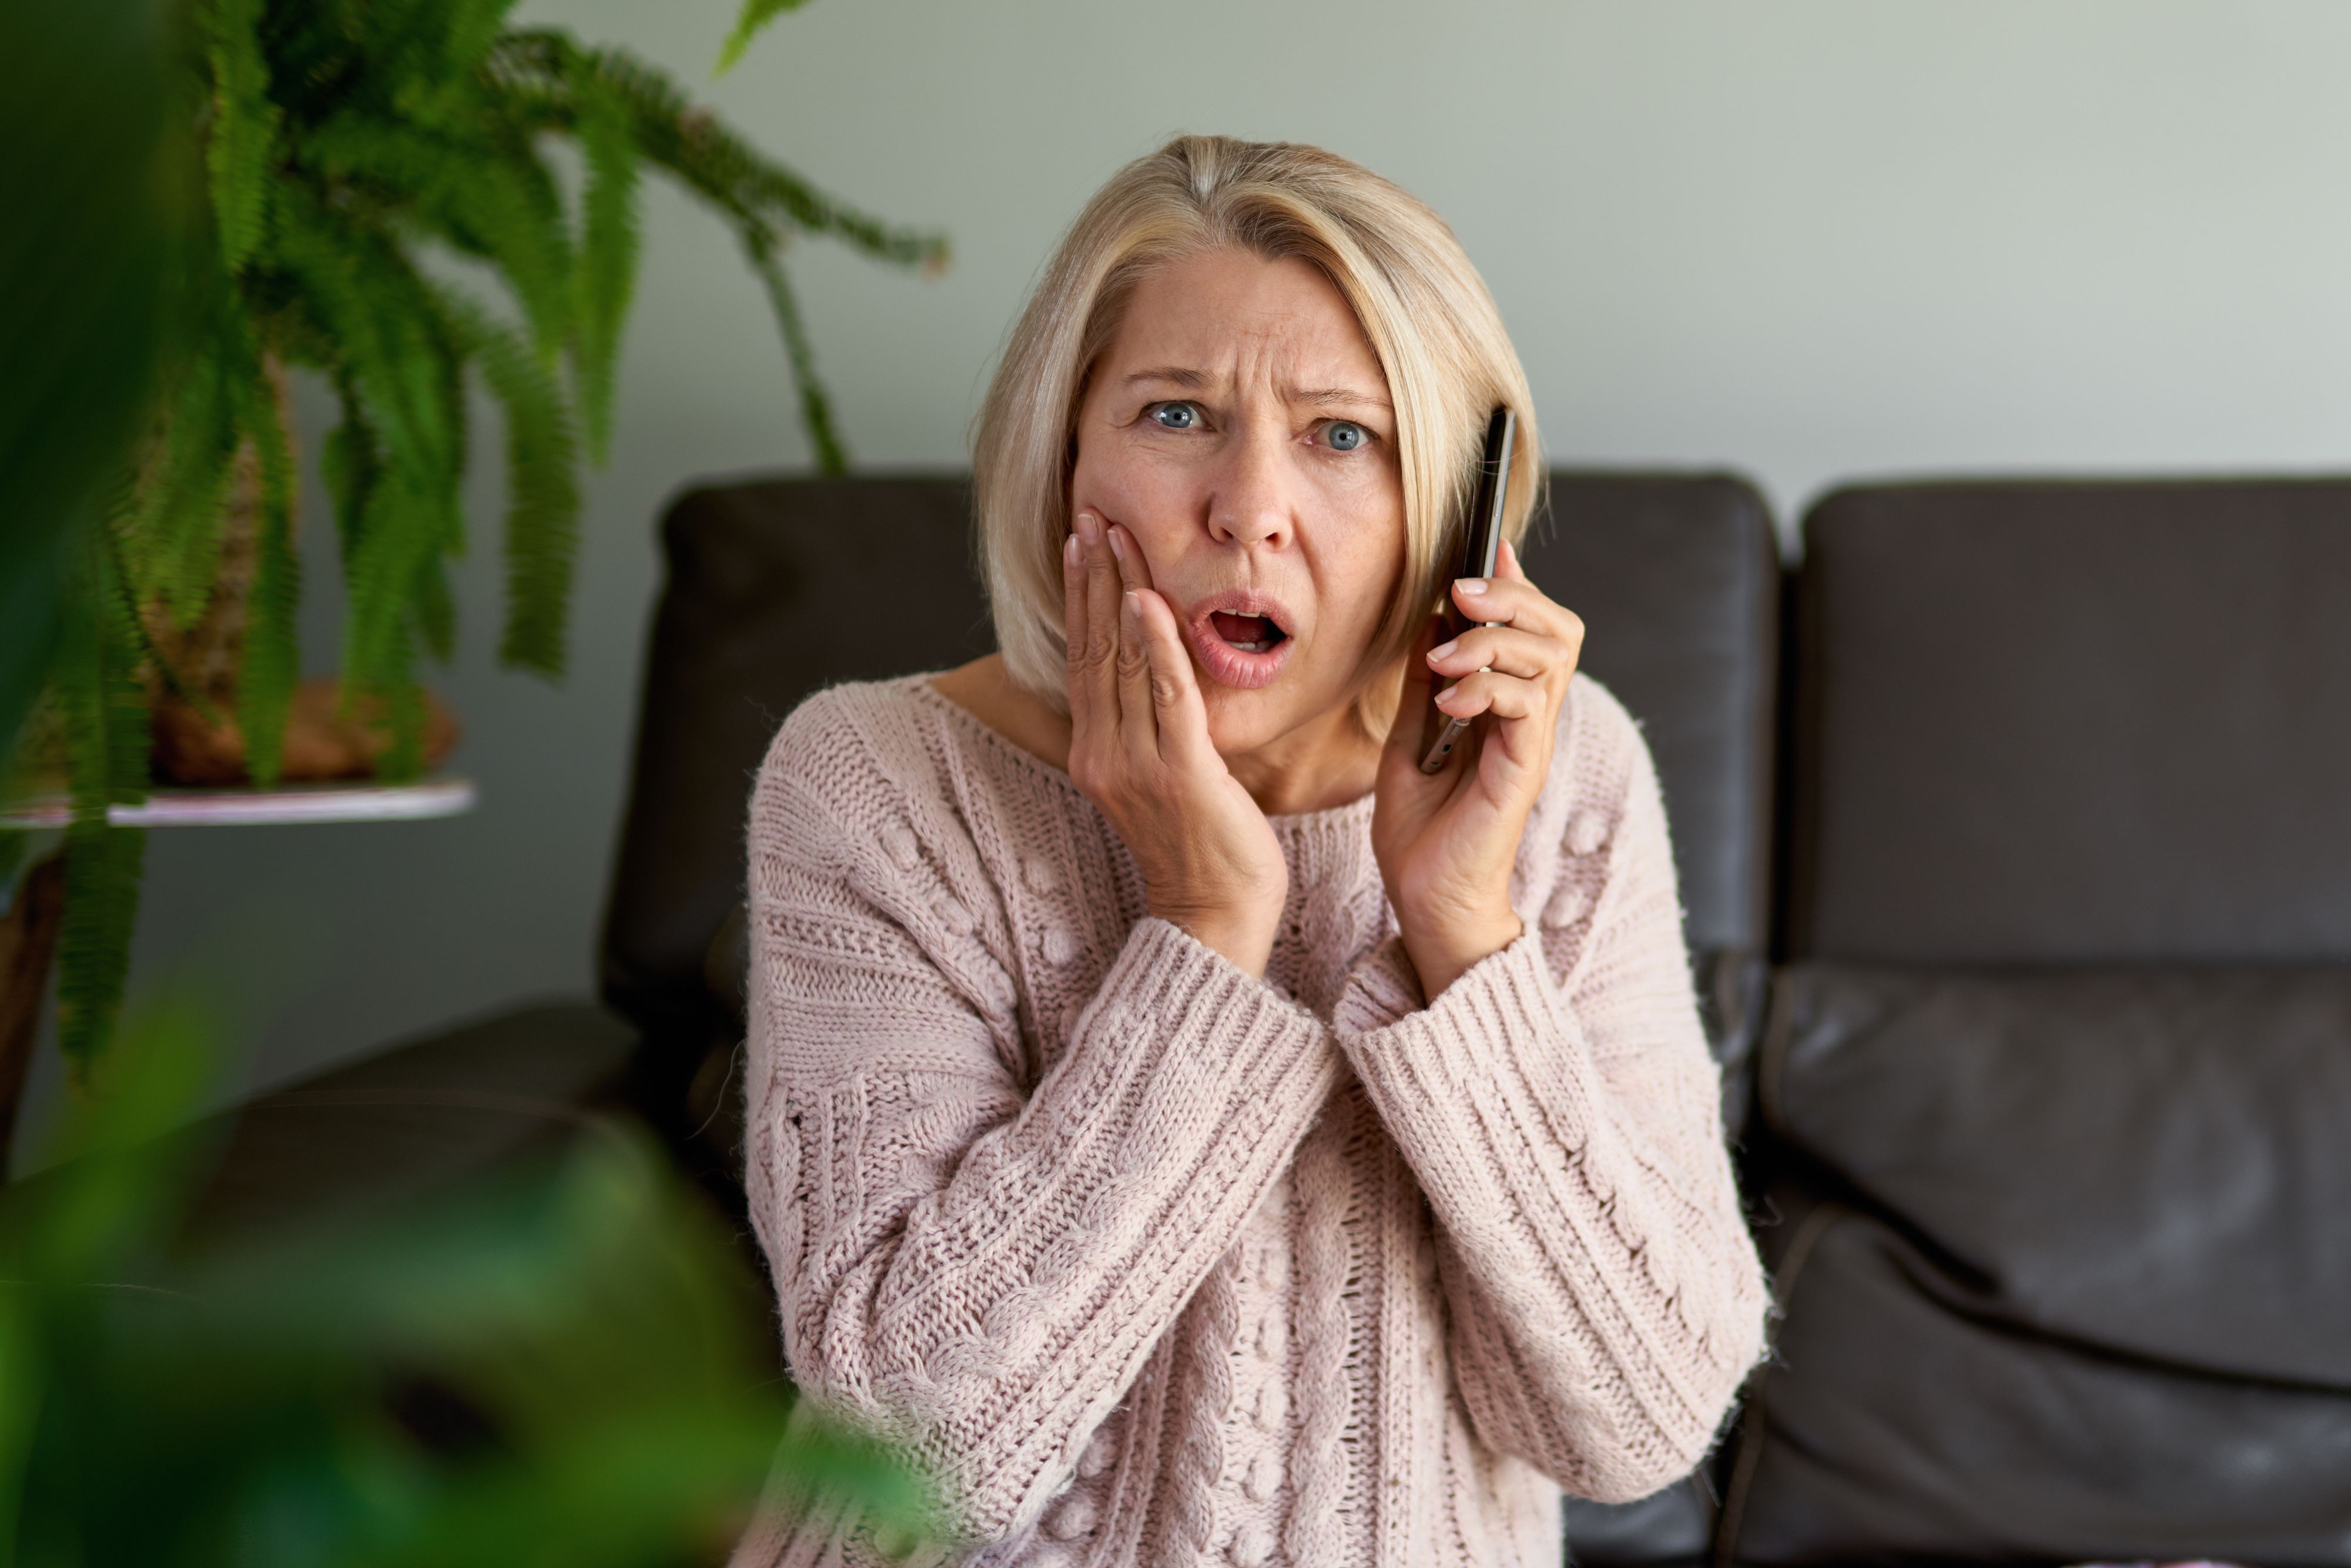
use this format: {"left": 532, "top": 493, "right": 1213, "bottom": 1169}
{"left": 1150, "top": 402, "right": 1200, "bottom": 430}
{"left": 1325, "top": 420, "right": 1368, "bottom": 451}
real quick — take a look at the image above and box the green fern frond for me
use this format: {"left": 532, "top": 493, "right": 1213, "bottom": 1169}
{"left": 235, "top": 360, "right": 300, "bottom": 786}
{"left": 478, "top": 31, "right": 946, "bottom": 470}
{"left": 443, "top": 0, "right": 526, "bottom": 89}
{"left": 340, "top": 473, "right": 444, "bottom": 719}
{"left": 726, "top": 146, "right": 947, "bottom": 271}
{"left": 562, "top": 41, "right": 948, "bottom": 270}
{"left": 573, "top": 79, "right": 639, "bottom": 463}
{"left": 196, "top": 0, "right": 278, "bottom": 275}
{"left": 714, "top": 0, "right": 813, "bottom": 76}
{"left": 304, "top": 112, "right": 578, "bottom": 360}
{"left": 745, "top": 237, "right": 846, "bottom": 475}
{"left": 57, "top": 816, "right": 145, "bottom": 1081}
{"left": 274, "top": 193, "right": 465, "bottom": 492}
{"left": 320, "top": 381, "right": 384, "bottom": 554}
{"left": 331, "top": 472, "right": 434, "bottom": 778}
{"left": 128, "top": 331, "right": 240, "bottom": 631}
{"left": 375, "top": 672, "right": 430, "bottom": 781}
{"left": 284, "top": 217, "right": 464, "bottom": 722}
{"left": 94, "top": 537, "right": 162, "bottom": 804}
{"left": 55, "top": 529, "right": 152, "bottom": 1073}
{"left": 442, "top": 290, "right": 581, "bottom": 677}
{"left": 102, "top": 517, "right": 219, "bottom": 724}
{"left": 413, "top": 555, "right": 457, "bottom": 664}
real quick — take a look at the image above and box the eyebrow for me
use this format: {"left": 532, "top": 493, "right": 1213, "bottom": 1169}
{"left": 1122, "top": 367, "right": 1393, "bottom": 410}
{"left": 1292, "top": 385, "right": 1392, "bottom": 411}
{"left": 1124, "top": 366, "right": 1210, "bottom": 390}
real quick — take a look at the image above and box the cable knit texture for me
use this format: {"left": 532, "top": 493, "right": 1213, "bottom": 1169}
{"left": 730, "top": 673, "right": 1767, "bottom": 1568}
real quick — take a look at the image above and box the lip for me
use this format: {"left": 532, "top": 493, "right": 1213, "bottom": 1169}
{"left": 1178, "top": 589, "right": 1299, "bottom": 691}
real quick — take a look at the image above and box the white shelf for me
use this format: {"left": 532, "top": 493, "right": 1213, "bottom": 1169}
{"left": 0, "top": 778, "right": 477, "bottom": 829}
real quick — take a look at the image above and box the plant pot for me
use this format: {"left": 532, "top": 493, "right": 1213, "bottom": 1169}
{"left": 150, "top": 677, "right": 461, "bottom": 787}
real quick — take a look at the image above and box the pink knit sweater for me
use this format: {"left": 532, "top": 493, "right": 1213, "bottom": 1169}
{"left": 732, "top": 673, "right": 1767, "bottom": 1568}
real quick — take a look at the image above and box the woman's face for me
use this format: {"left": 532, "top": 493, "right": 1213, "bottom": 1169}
{"left": 1070, "top": 247, "right": 1408, "bottom": 759}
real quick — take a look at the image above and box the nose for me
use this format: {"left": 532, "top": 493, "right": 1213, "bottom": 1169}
{"left": 1205, "top": 417, "right": 1295, "bottom": 551}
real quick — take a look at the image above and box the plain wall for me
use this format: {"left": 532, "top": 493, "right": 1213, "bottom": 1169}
{"left": 19, "top": 0, "right": 2351, "bottom": 1163}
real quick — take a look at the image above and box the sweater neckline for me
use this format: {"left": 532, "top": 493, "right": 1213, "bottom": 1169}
{"left": 903, "top": 672, "right": 1379, "bottom": 839}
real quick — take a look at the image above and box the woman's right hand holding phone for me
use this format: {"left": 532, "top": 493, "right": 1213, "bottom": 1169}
{"left": 1064, "top": 509, "right": 1288, "bottom": 977}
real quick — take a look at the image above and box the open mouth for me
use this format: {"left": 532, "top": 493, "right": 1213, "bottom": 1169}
{"left": 1208, "top": 610, "right": 1288, "bottom": 655}
{"left": 1184, "top": 595, "right": 1298, "bottom": 690}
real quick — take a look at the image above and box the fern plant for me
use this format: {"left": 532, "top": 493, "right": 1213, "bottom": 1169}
{"left": 37, "top": 0, "right": 943, "bottom": 1072}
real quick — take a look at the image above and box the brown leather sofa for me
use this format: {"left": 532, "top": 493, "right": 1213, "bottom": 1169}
{"left": 135, "top": 472, "right": 2351, "bottom": 1563}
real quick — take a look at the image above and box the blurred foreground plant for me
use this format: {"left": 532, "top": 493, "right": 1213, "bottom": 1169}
{"left": 1, "top": 8, "right": 942, "bottom": 1556}
{"left": 0, "top": 986, "right": 935, "bottom": 1566}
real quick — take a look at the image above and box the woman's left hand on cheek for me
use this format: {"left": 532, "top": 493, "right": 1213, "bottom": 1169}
{"left": 1372, "top": 537, "right": 1585, "bottom": 1002}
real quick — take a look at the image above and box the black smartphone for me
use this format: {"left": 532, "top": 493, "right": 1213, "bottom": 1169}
{"left": 1418, "top": 406, "right": 1518, "bottom": 775}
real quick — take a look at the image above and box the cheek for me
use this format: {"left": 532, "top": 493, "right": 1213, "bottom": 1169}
{"left": 1070, "top": 432, "right": 1195, "bottom": 546}
{"left": 1323, "top": 488, "right": 1409, "bottom": 617}
{"left": 1301, "top": 514, "right": 1408, "bottom": 665}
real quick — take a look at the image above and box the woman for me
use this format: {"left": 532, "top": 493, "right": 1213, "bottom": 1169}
{"left": 735, "top": 136, "right": 1767, "bottom": 1568}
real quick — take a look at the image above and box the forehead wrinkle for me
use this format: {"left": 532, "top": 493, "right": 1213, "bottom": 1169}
{"left": 1114, "top": 311, "right": 1388, "bottom": 410}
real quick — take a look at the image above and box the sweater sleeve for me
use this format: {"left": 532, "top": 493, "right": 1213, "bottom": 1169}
{"left": 742, "top": 718, "right": 1342, "bottom": 1547}
{"left": 1329, "top": 688, "right": 1768, "bottom": 1504}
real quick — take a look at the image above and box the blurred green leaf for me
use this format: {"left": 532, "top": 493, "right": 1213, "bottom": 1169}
{"left": 0, "top": 0, "right": 173, "bottom": 763}
{"left": 0, "top": 986, "right": 935, "bottom": 1566}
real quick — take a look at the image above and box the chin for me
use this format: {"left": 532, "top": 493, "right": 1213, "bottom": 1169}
{"left": 1197, "top": 681, "right": 1314, "bottom": 758}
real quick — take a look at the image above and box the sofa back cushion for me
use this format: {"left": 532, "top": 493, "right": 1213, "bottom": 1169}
{"left": 1786, "top": 479, "right": 2351, "bottom": 964}
{"left": 1522, "top": 472, "right": 1780, "bottom": 964}
{"left": 599, "top": 476, "right": 991, "bottom": 1048}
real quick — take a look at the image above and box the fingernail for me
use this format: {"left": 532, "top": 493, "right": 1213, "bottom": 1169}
{"left": 1458, "top": 578, "right": 1488, "bottom": 597}
{"left": 1428, "top": 639, "right": 1458, "bottom": 663}
{"left": 1064, "top": 532, "right": 1080, "bottom": 566}
{"left": 1107, "top": 525, "right": 1127, "bottom": 561}
{"left": 1121, "top": 589, "right": 1141, "bottom": 619}
{"left": 1076, "top": 511, "right": 1103, "bottom": 545}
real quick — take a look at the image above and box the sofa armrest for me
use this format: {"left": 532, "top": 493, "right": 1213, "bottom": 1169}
{"left": 176, "top": 1000, "right": 638, "bottom": 1251}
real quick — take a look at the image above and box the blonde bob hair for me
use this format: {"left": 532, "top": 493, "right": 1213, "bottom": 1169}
{"left": 972, "top": 134, "right": 1542, "bottom": 711}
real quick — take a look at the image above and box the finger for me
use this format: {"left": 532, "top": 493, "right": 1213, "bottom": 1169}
{"left": 1107, "top": 524, "right": 1161, "bottom": 760}
{"left": 1131, "top": 588, "right": 1215, "bottom": 770}
{"left": 1433, "top": 669, "right": 1548, "bottom": 725}
{"left": 1076, "top": 510, "right": 1124, "bottom": 719}
{"left": 1116, "top": 588, "right": 1160, "bottom": 762}
{"left": 1106, "top": 521, "right": 1156, "bottom": 594}
{"left": 1063, "top": 526, "right": 1096, "bottom": 726}
{"left": 1450, "top": 574, "right": 1584, "bottom": 649}
{"left": 1425, "top": 624, "right": 1564, "bottom": 683}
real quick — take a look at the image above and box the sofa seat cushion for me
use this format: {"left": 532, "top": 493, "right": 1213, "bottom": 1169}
{"left": 1723, "top": 1198, "right": 2351, "bottom": 1563}
{"left": 1727, "top": 961, "right": 2351, "bottom": 1561}
{"left": 1761, "top": 962, "right": 2351, "bottom": 1379}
